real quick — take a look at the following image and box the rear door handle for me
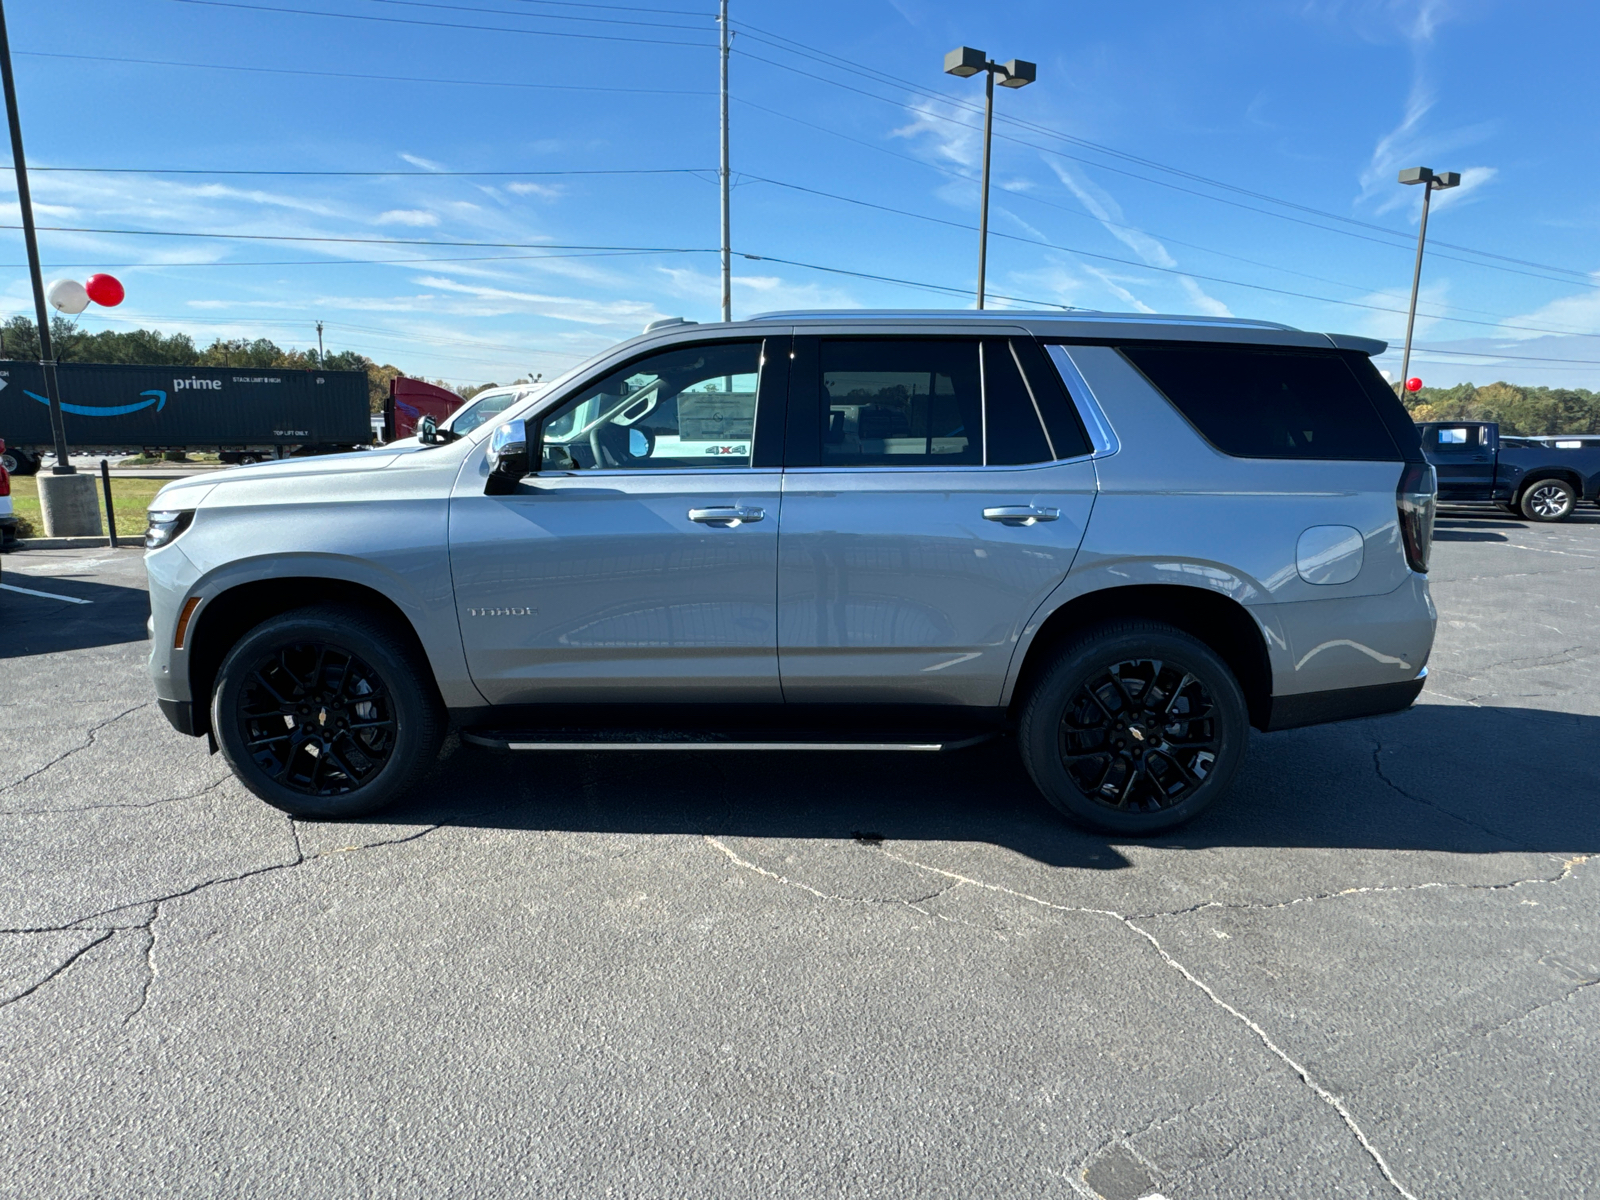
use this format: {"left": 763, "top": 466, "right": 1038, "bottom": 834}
{"left": 688, "top": 506, "right": 765, "bottom": 526}
{"left": 983, "top": 505, "right": 1060, "bottom": 526}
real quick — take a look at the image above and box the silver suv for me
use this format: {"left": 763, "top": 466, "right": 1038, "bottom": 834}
{"left": 144, "top": 311, "right": 1438, "bottom": 834}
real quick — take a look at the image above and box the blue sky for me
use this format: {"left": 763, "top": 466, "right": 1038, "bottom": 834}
{"left": 4, "top": 0, "right": 1598, "bottom": 389}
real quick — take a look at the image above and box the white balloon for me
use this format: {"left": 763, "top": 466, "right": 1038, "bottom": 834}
{"left": 47, "top": 278, "right": 90, "bottom": 314}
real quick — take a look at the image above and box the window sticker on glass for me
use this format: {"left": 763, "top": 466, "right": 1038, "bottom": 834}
{"left": 1438, "top": 427, "right": 1468, "bottom": 444}
{"left": 539, "top": 342, "right": 761, "bottom": 471}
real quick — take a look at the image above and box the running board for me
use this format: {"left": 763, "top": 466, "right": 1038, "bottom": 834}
{"left": 461, "top": 729, "right": 995, "bottom": 753}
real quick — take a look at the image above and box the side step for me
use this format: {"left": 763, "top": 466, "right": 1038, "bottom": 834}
{"left": 461, "top": 728, "right": 996, "bottom": 753}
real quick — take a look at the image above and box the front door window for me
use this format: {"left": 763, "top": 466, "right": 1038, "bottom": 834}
{"left": 541, "top": 341, "right": 761, "bottom": 471}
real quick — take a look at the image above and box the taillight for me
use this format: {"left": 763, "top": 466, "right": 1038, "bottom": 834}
{"left": 1397, "top": 461, "right": 1436, "bottom": 573}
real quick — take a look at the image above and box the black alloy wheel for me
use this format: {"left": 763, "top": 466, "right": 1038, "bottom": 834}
{"left": 237, "top": 643, "right": 396, "bottom": 798}
{"left": 1519, "top": 478, "right": 1576, "bottom": 522}
{"left": 1058, "top": 658, "right": 1220, "bottom": 814}
{"left": 211, "top": 606, "right": 443, "bottom": 818}
{"left": 1019, "top": 620, "right": 1248, "bottom": 834}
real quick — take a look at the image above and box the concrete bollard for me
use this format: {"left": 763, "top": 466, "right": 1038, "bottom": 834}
{"left": 37, "top": 473, "right": 105, "bottom": 538}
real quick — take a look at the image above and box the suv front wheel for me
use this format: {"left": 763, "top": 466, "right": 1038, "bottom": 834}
{"left": 211, "top": 606, "right": 444, "bottom": 819}
{"left": 1019, "top": 621, "right": 1249, "bottom": 835}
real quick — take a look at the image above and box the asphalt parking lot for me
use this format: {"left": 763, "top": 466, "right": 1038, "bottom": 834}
{"left": 2, "top": 510, "right": 1596, "bottom": 1200}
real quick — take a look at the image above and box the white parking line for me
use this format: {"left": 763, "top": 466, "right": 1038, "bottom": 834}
{"left": 0, "top": 582, "right": 94, "bottom": 604}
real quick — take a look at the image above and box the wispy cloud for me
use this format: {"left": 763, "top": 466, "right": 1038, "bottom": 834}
{"left": 375, "top": 209, "right": 440, "bottom": 227}
{"left": 399, "top": 152, "right": 446, "bottom": 172}
{"left": 1046, "top": 160, "right": 1232, "bottom": 316}
{"left": 507, "top": 182, "right": 566, "bottom": 200}
{"left": 655, "top": 264, "right": 857, "bottom": 313}
{"left": 891, "top": 98, "right": 982, "bottom": 170}
{"left": 1352, "top": 0, "right": 1498, "bottom": 216}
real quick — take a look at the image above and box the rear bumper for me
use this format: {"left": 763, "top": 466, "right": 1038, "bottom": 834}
{"left": 1264, "top": 673, "right": 1427, "bottom": 732}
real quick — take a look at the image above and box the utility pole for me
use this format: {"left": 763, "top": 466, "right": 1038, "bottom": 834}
{"left": 1396, "top": 167, "right": 1460, "bottom": 392}
{"left": 316, "top": 320, "right": 325, "bottom": 366}
{"left": 0, "top": 0, "right": 73, "bottom": 475}
{"left": 718, "top": 0, "right": 731, "bottom": 322}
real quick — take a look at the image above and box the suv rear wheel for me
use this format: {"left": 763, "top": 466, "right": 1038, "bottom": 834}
{"left": 1519, "top": 478, "right": 1576, "bottom": 522}
{"left": 211, "top": 605, "right": 444, "bottom": 818}
{"left": 1018, "top": 621, "right": 1248, "bottom": 834}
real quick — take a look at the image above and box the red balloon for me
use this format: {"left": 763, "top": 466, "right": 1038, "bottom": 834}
{"left": 84, "top": 273, "right": 125, "bottom": 307}
{"left": 1405, "top": 376, "right": 1423, "bottom": 393}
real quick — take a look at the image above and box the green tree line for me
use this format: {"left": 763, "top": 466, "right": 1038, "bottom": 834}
{"left": 1399, "top": 380, "right": 1600, "bottom": 435}
{"left": 0, "top": 315, "right": 497, "bottom": 412}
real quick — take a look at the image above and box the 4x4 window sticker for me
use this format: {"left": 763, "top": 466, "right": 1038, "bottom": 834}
{"left": 1043, "top": 345, "right": 1120, "bottom": 457}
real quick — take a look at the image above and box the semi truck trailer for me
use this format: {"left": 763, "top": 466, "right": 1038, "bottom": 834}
{"left": 0, "top": 360, "right": 370, "bottom": 473}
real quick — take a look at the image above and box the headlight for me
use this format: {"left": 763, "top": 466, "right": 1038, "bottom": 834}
{"left": 145, "top": 509, "right": 194, "bottom": 550}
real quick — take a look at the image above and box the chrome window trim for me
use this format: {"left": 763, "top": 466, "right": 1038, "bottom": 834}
{"left": 1045, "top": 344, "right": 1120, "bottom": 458}
{"left": 531, "top": 467, "right": 778, "bottom": 479}
{"left": 781, "top": 456, "right": 1093, "bottom": 476}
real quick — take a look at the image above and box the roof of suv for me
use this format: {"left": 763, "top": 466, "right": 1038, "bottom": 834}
{"left": 739, "top": 309, "right": 1387, "bottom": 356}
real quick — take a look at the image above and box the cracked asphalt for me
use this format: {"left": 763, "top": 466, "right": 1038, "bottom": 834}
{"left": 1, "top": 509, "right": 1596, "bottom": 1199}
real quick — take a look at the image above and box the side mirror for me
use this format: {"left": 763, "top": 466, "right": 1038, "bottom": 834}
{"left": 417, "top": 414, "right": 458, "bottom": 445}
{"left": 485, "top": 419, "right": 530, "bottom": 495}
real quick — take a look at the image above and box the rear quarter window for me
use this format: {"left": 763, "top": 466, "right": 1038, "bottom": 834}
{"left": 1120, "top": 343, "right": 1404, "bottom": 461}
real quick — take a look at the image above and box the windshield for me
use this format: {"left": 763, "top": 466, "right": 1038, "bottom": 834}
{"left": 448, "top": 389, "right": 526, "bottom": 436}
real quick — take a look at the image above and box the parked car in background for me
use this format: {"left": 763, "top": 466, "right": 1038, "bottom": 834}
{"left": 432, "top": 383, "right": 537, "bottom": 439}
{"left": 143, "top": 310, "right": 1437, "bottom": 835}
{"left": 1418, "top": 420, "right": 1600, "bottom": 521}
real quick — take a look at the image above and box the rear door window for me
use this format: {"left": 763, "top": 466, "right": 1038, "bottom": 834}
{"left": 820, "top": 339, "right": 982, "bottom": 466}
{"left": 1120, "top": 344, "right": 1403, "bottom": 461}
{"left": 807, "top": 337, "right": 1062, "bottom": 468}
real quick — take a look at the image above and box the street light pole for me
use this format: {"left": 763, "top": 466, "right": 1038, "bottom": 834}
{"left": 977, "top": 67, "right": 994, "bottom": 310}
{"left": 0, "top": 0, "right": 73, "bottom": 475}
{"left": 1396, "top": 166, "right": 1460, "bottom": 392}
{"left": 718, "top": 0, "right": 731, "bottom": 322}
{"left": 944, "top": 47, "right": 1036, "bottom": 310}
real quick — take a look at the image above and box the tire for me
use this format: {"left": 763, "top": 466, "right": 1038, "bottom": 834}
{"left": 9, "top": 450, "right": 40, "bottom": 476}
{"left": 1018, "top": 620, "right": 1249, "bottom": 835}
{"left": 0, "top": 448, "right": 17, "bottom": 474}
{"left": 210, "top": 605, "right": 444, "bottom": 818}
{"left": 1519, "top": 478, "right": 1576, "bottom": 522}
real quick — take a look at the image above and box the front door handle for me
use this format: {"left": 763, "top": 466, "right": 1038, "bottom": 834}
{"left": 688, "top": 506, "right": 766, "bottom": 527}
{"left": 983, "top": 505, "right": 1060, "bottom": 526}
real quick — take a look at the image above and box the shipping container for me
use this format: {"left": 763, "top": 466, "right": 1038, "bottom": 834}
{"left": 0, "top": 360, "right": 370, "bottom": 473}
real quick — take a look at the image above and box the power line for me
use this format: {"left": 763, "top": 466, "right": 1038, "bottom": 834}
{"left": 737, "top": 174, "right": 1600, "bottom": 341}
{"left": 18, "top": 142, "right": 1569, "bottom": 331}
{"left": 734, "top": 251, "right": 1071, "bottom": 310}
{"left": 165, "top": 0, "right": 715, "bottom": 46}
{"left": 484, "top": 0, "right": 710, "bottom": 15}
{"left": 731, "top": 44, "right": 1596, "bottom": 289}
{"left": 0, "top": 249, "right": 696, "bottom": 267}
{"left": 351, "top": 0, "right": 707, "bottom": 33}
{"left": 3, "top": 223, "right": 718, "bottom": 252}
{"left": 729, "top": 21, "right": 1596, "bottom": 285}
{"left": 23, "top": 166, "right": 713, "bottom": 177}
{"left": 15, "top": 49, "right": 715, "bottom": 94}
